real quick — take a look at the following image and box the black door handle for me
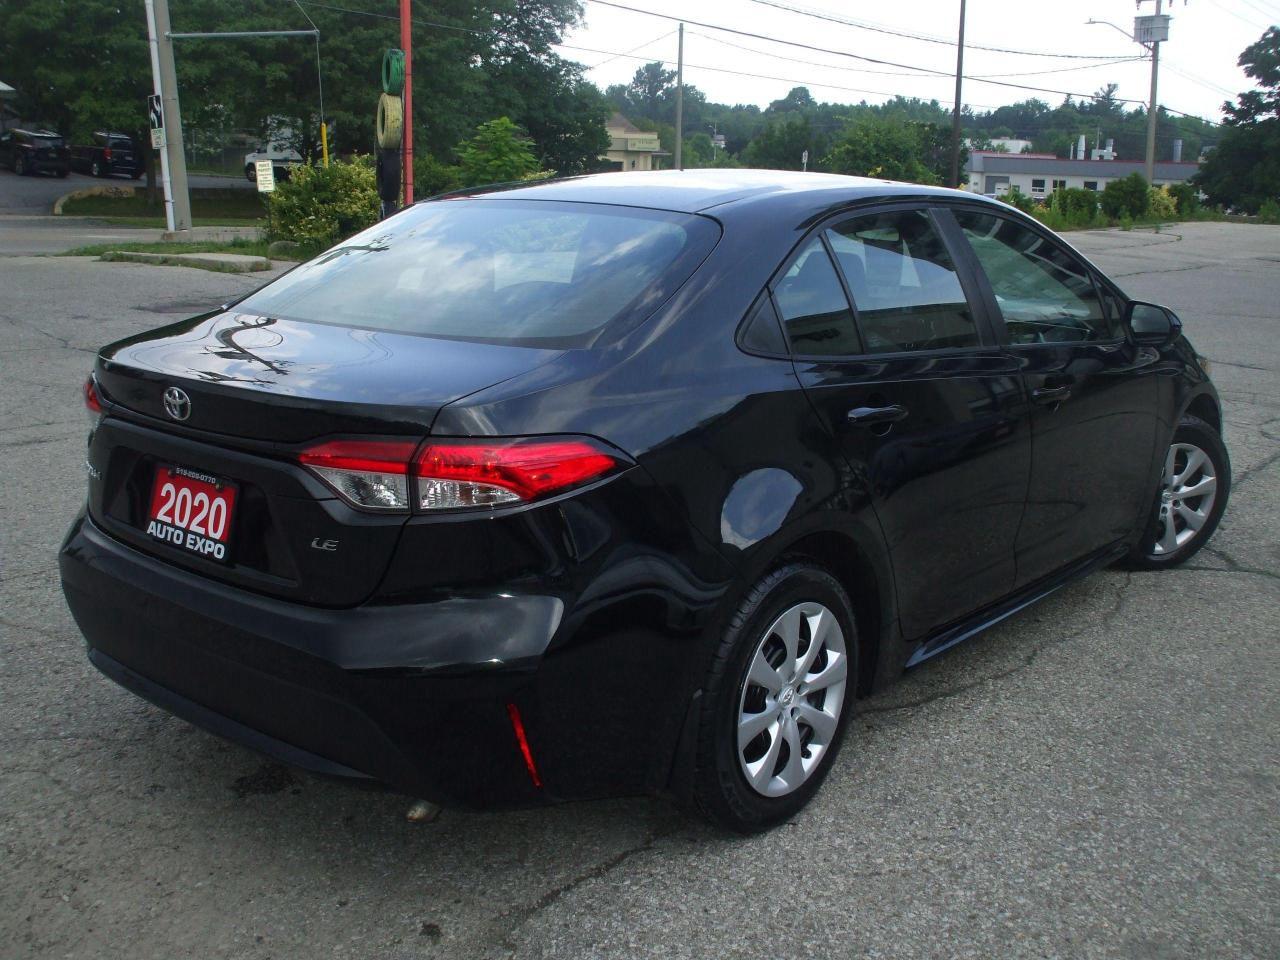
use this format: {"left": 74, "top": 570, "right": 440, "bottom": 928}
{"left": 847, "top": 404, "right": 909, "bottom": 425}
{"left": 1031, "top": 384, "right": 1072, "bottom": 405}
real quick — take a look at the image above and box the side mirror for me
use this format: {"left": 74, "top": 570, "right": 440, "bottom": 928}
{"left": 1127, "top": 301, "right": 1182, "bottom": 347}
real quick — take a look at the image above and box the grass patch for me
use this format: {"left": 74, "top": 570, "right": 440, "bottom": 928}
{"left": 60, "top": 188, "right": 267, "bottom": 221}
{"left": 58, "top": 238, "right": 291, "bottom": 259}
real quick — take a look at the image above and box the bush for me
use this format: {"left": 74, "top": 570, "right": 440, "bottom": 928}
{"left": 1002, "top": 187, "right": 1036, "bottom": 213}
{"left": 265, "top": 157, "right": 379, "bottom": 250}
{"left": 1259, "top": 198, "right": 1280, "bottom": 224}
{"left": 413, "top": 153, "right": 463, "bottom": 197}
{"left": 1045, "top": 187, "right": 1102, "bottom": 228}
{"left": 1149, "top": 186, "right": 1178, "bottom": 219}
{"left": 1101, "top": 172, "right": 1150, "bottom": 220}
{"left": 456, "top": 116, "right": 541, "bottom": 187}
{"left": 1167, "top": 182, "right": 1200, "bottom": 216}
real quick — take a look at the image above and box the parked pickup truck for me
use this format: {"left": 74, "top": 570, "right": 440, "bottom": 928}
{"left": 243, "top": 143, "right": 303, "bottom": 182}
{"left": 71, "top": 131, "right": 143, "bottom": 179}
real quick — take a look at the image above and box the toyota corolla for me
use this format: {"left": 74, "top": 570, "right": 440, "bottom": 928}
{"left": 60, "top": 170, "right": 1230, "bottom": 831}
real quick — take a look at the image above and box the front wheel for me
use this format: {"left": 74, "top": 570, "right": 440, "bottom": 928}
{"left": 1125, "top": 415, "right": 1230, "bottom": 568}
{"left": 691, "top": 563, "right": 857, "bottom": 833}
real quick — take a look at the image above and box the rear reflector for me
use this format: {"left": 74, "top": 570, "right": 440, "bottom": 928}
{"left": 296, "top": 435, "right": 629, "bottom": 513}
{"left": 506, "top": 702, "right": 543, "bottom": 789}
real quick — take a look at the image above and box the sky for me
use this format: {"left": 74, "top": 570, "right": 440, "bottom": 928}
{"left": 556, "top": 0, "right": 1278, "bottom": 123}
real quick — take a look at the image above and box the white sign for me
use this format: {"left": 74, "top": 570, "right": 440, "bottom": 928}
{"left": 254, "top": 160, "right": 276, "bottom": 193}
{"left": 150, "top": 127, "right": 165, "bottom": 150}
{"left": 148, "top": 94, "right": 163, "bottom": 129}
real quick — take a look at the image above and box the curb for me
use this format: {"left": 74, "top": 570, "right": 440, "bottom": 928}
{"left": 53, "top": 185, "right": 139, "bottom": 215}
{"left": 99, "top": 250, "right": 272, "bottom": 273}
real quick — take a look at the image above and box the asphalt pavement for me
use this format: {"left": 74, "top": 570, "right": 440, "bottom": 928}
{"left": 1, "top": 222, "right": 1276, "bottom": 960}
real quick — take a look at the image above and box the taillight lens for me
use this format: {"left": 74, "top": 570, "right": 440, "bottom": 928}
{"left": 103, "top": 147, "right": 113, "bottom": 161}
{"left": 84, "top": 374, "right": 104, "bottom": 426}
{"left": 297, "top": 438, "right": 418, "bottom": 511}
{"left": 415, "top": 438, "right": 624, "bottom": 510}
{"left": 296, "top": 436, "right": 628, "bottom": 512}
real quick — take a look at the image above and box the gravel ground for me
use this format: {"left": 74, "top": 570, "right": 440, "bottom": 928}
{"left": 1, "top": 222, "right": 1276, "bottom": 960}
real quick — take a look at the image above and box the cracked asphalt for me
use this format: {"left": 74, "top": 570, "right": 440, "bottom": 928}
{"left": 2, "top": 222, "right": 1277, "bottom": 959}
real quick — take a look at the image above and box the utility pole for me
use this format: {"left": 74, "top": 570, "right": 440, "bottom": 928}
{"left": 401, "top": 0, "right": 413, "bottom": 203}
{"left": 1141, "top": 0, "right": 1163, "bottom": 185}
{"left": 675, "top": 23, "right": 684, "bottom": 170}
{"left": 143, "top": 0, "right": 191, "bottom": 234}
{"left": 949, "top": 0, "right": 966, "bottom": 188}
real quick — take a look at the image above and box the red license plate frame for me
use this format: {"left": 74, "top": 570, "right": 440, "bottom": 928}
{"left": 146, "top": 463, "right": 238, "bottom": 563}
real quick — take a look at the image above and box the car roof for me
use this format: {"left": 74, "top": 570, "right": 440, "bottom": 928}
{"left": 467, "top": 169, "right": 1000, "bottom": 220}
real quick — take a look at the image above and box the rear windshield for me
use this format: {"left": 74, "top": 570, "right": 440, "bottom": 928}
{"left": 238, "top": 198, "right": 720, "bottom": 347}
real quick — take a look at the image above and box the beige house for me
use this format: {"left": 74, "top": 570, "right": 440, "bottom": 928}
{"left": 601, "top": 113, "right": 668, "bottom": 172}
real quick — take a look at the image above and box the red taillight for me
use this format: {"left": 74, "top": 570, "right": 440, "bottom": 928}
{"left": 295, "top": 435, "right": 627, "bottom": 512}
{"left": 103, "top": 147, "right": 113, "bottom": 162}
{"left": 414, "top": 437, "right": 625, "bottom": 510}
{"left": 84, "top": 373, "right": 104, "bottom": 414}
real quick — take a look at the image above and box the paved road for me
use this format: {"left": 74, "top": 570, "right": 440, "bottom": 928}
{"left": 1, "top": 224, "right": 1276, "bottom": 960}
{"left": 0, "top": 164, "right": 252, "bottom": 216}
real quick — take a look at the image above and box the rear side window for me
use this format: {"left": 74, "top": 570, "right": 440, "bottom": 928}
{"left": 954, "top": 210, "right": 1119, "bottom": 343}
{"left": 772, "top": 237, "right": 859, "bottom": 355}
{"left": 237, "top": 198, "right": 720, "bottom": 348}
{"left": 827, "top": 210, "right": 978, "bottom": 353}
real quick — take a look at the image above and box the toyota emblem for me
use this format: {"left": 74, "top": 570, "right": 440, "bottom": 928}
{"left": 163, "top": 386, "right": 192, "bottom": 421}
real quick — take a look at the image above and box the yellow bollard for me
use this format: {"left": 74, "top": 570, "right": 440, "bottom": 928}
{"left": 320, "top": 121, "right": 329, "bottom": 167}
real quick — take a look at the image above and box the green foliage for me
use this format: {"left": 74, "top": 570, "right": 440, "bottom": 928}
{"left": 413, "top": 153, "right": 463, "bottom": 196}
{"left": 1101, "top": 173, "right": 1151, "bottom": 219}
{"left": 1039, "top": 187, "right": 1102, "bottom": 229}
{"left": 1194, "top": 27, "right": 1280, "bottom": 214}
{"left": 1166, "top": 182, "right": 1200, "bottom": 215}
{"left": 1260, "top": 199, "right": 1280, "bottom": 223}
{"left": 1149, "top": 186, "right": 1178, "bottom": 219}
{"left": 824, "top": 115, "right": 951, "bottom": 184}
{"left": 1002, "top": 187, "right": 1037, "bottom": 214}
{"left": 743, "top": 115, "right": 817, "bottom": 171}
{"left": 266, "top": 157, "right": 379, "bottom": 249}
{"left": 455, "top": 117, "right": 541, "bottom": 186}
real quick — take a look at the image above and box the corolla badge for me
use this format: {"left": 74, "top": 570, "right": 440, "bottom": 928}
{"left": 162, "top": 386, "right": 192, "bottom": 421}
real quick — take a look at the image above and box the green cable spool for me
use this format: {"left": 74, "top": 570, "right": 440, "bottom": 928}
{"left": 382, "top": 48, "right": 405, "bottom": 95}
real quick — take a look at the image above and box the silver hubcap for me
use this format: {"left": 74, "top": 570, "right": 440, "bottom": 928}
{"left": 737, "top": 602, "right": 848, "bottom": 798}
{"left": 1152, "top": 441, "right": 1218, "bottom": 556}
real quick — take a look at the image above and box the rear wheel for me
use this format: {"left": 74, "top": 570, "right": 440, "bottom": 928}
{"left": 692, "top": 563, "right": 857, "bottom": 832}
{"left": 91, "top": 159, "right": 103, "bottom": 177}
{"left": 245, "top": 163, "right": 256, "bottom": 182}
{"left": 14, "top": 154, "right": 27, "bottom": 176}
{"left": 1126, "top": 415, "right": 1230, "bottom": 568}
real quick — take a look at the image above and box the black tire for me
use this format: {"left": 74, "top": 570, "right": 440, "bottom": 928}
{"left": 14, "top": 154, "right": 27, "bottom": 176}
{"left": 245, "top": 163, "right": 256, "bottom": 182}
{"left": 130, "top": 169, "right": 143, "bottom": 180}
{"left": 56, "top": 167, "right": 68, "bottom": 179}
{"left": 91, "top": 159, "right": 103, "bottom": 178}
{"left": 691, "top": 562, "right": 858, "bottom": 833}
{"left": 1124, "top": 414, "right": 1230, "bottom": 569}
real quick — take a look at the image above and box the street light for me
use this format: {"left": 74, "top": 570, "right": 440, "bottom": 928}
{"left": 1086, "top": 0, "right": 1169, "bottom": 185}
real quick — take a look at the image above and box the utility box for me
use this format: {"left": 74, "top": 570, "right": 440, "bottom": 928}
{"left": 1134, "top": 14, "right": 1171, "bottom": 44}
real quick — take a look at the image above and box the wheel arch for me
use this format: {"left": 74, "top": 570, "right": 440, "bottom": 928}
{"left": 1183, "top": 391, "right": 1221, "bottom": 434}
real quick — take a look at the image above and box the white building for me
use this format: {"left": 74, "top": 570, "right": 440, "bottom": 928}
{"left": 966, "top": 151, "right": 1199, "bottom": 199}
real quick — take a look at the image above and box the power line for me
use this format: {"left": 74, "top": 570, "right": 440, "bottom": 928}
{"left": 585, "top": 29, "right": 676, "bottom": 69}
{"left": 743, "top": 0, "right": 1137, "bottom": 60}
{"left": 585, "top": 0, "right": 1161, "bottom": 103}
{"left": 689, "top": 29, "right": 1146, "bottom": 81}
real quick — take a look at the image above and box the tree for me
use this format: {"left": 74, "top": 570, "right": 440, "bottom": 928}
{"left": 455, "top": 116, "right": 540, "bottom": 185}
{"left": 1101, "top": 172, "right": 1151, "bottom": 219}
{"left": 1195, "top": 27, "right": 1280, "bottom": 213}
{"left": 825, "top": 115, "right": 954, "bottom": 184}
{"left": 743, "top": 115, "right": 815, "bottom": 170}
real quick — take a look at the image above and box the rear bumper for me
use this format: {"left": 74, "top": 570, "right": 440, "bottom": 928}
{"left": 60, "top": 513, "right": 560, "bottom": 807}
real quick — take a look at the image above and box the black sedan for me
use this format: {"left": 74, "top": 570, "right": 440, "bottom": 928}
{"left": 60, "top": 170, "right": 1229, "bottom": 832}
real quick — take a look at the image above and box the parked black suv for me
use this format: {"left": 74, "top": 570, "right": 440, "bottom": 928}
{"left": 0, "top": 128, "right": 70, "bottom": 177}
{"left": 61, "top": 171, "right": 1230, "bottom": 831}
{"left": 71, "top": 131, "right": 143, "bottom": 179}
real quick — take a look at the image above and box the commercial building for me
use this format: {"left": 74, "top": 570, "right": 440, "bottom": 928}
{"left": 966, "top": 151, "right": 1199, "bottom": 199}
{"left": 600, "top": 113, "right": 669, "bottom": 172}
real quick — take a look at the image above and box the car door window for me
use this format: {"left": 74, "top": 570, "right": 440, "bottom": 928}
{"left": 772, "top": 236, "right": 860, "bottom": 355}
{"left": 954, "top": 210, "right": 1120, "bottom": 344}
{"left": 826, "top": 210, "right": 978, "bottom": 354}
